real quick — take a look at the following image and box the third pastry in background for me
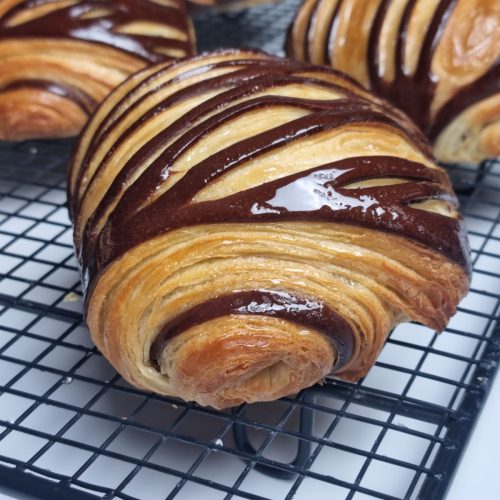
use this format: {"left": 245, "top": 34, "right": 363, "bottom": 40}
{"left": 287, "top": 0, "right": 500, "bottom": 165}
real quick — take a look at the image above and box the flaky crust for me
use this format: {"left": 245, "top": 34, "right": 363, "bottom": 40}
{"left": 287, "top": 0, "right": 500, "bottom": 164}
{"left": 0, "top": 0, "right": 196, "bottom": 141}
{"left": 69, "top": 49, "right": 470, "bottom": 409}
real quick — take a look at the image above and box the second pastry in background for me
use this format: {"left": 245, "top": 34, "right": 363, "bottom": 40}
{"left": 287, "top": 0, "right": 500, "bottom": 165}
{"left": 0, "top": 0, "right": 196, "bottom": 141}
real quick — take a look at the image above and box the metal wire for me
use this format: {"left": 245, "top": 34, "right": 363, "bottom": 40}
{"left": 0, "top": 2, "right": 499, "bottom": 498}
{"left": 1, "top": 141, "right": 499, "bottom": 500}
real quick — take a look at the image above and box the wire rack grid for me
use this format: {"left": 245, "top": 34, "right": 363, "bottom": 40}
{"left": 0, "top": 1, "right": 499, "bottom": 499}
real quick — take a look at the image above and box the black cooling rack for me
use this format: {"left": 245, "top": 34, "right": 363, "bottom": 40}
{"left": 1, "top": 142, "right": 500, "bottom": 500}
{"left": 1, "top": 1, "right": 500, "bottom": 499}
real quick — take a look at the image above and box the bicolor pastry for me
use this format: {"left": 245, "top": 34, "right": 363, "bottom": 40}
{"left": 69, "top": 49, "right": 470, "bottom": 409}
{"left": 0, "top": 0, "right": 196, "bottom": 141}
{"left": 287, "top": 0, "right": 500, "bottom": 164}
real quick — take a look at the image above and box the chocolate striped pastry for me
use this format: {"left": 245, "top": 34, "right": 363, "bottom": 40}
{"left": 0, "top": 0, "right": 195, "bottom": 141}
{"left": 287, "top": 0, "right": 500, "bottom": 164}
{"left": 69, "top": 49, "right": 470, "bottom": 409}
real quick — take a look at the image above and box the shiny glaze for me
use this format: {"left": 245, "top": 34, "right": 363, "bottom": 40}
{"left": 89, "top": 153, "right": 467, "bottom": 281}
{"left": 72, "top": 57, "right": 428, "bottom": 226}
{"left": 290, "top": 0, "right": 497, "bottom": 142}
{"left": 150, "top": 290, "right": 354, "bottom": 370}
{"left": 0, "top": 0, "right": 193, "bottom": 63}
{"left": 71, "top": 53, "right": 470, "bottom": 370}
{"left": 72, "top": 60, "right": 336, "bottom": 216}
{"left": 75, "top": 81, "right": 429, "bottom": 240}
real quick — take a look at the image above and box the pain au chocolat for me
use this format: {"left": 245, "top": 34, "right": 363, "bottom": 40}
{"left": 69, "top": 49, "right": 470, "bottom": 409}
{"left": 0, "top": 0, "right": 195, "bottom": 141}
{"left": 287, "top": 0, "right": 500, "bottom": 165}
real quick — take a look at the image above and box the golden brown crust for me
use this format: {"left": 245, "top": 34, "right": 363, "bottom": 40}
{"left": 0, "top": 0, "right": 196, "bottom": 141}
{"left": 157, "top": 316, "right": 335, "bottom": 408}
{"left": 0, "top": 87, "right": 87, "bottom": 140}
{"left": 288, "top": 0, "right": 500, "bottom": 164}
{"left": 70, "top": 50, "right": 470, "bottom": 409}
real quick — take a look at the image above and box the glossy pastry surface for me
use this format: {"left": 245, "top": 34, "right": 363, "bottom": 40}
{"left": 69, "top": 49, "right": 470, "bottom": 409}
{"left": 0, "top": 0, "right": 195, "bottom": 141}
{"left": 288, "top": 0, "right": 500, "bottom": 164}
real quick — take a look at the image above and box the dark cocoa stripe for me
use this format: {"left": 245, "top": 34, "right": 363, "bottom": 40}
{"left": 0, "top": 0, "right": 194, "bottom": 63}
{"left": 86, "top": 55, "right": 297, "bottom": 146}
{"left": 87, "top": 95, "right": 432, "bottom": 242}
{"left": 135, "top": 106, "right": 421, "bottom": 207}
{"left": 72, "top": 52, "right": 369, "bottom": 202}
{"left": 87, "top": 155, "right": 469, "bottom": 290}
{"left": 76, "top": 60, "right": 430, "bottom": 226}
{"left": 74, "top": 65, "right": 289, "bottom": 215}
{"left": 72, "top": 59, "right": 302, "bottom": 214}
{"left": 83, "top": 95, "right": 352, "bottom": 248}
{"left": 79, "top": 70, "right": 377, "bottom": 222}
{"left": 430, "top": 60, "right": 500, "bottom": 140}
{"left": 70, "top": 54, "right": 294, "bottom": 217}
{"left": 149, "top": 290, "right": 355, "bottom": 372}
{"left": 415, "top": 0, "right": 456, "bottom": 80}
{"left": 285, "top": 8, "right": 297, "bottom": 58}
{"left": 74, "top": 66, "right": 372, "bottom": 218}
{"left": 0, "top": 79, "right": 96, "bottom": 113}
{"left": 86, "top": 102, "right": 384, "bottom": 257}
{"left": 71, "top": 58, "right": 223, "bottom": 213}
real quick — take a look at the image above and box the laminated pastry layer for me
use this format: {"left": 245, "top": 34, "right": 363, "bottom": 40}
{"left": 69, "top": 49, "right": 470, "bottom": 409}
{"left": 287, "top": 0, "right": 500, "bottom": 164}
{"left": 0, "top": 0, "right": 196, "bottom": 140}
